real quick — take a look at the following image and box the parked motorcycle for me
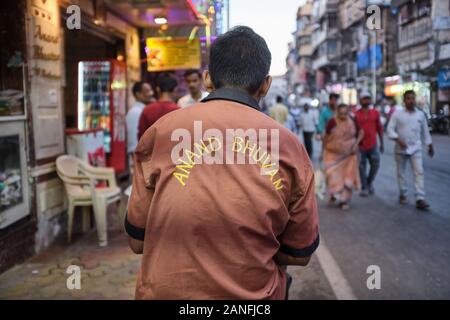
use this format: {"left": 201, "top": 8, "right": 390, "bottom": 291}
{"left": 429, "top": 112, "right": 450, "bottom": 135}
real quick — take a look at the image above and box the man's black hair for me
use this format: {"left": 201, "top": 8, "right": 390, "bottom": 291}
{"left": 403, "top": 90, "right": 416, "bottom": 98}
{"left": 184, "top": 69, "right": 201, "bottom": 78}
{"left": 157, "top": 76, "right": 178, "bottom": 93}
{"left": 132, "top": 81, "right": 146, "bottom": 97}
{"left": 329, "top": 93, "right": 339, "bottom": 100}
{"left": 276, "top": 96, "right": 283, "bottom": 103}
{"left": 208, "top": 26, "right": 271, "bottom": 94}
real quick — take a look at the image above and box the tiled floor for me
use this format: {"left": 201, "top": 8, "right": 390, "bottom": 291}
{"left": 0, "top": 218, "right": 140, "bottom": 300}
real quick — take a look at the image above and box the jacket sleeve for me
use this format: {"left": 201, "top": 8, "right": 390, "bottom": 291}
{"left": 125, "top": 126, "right": 158, "bottom": 241}
{"left": 278, "top": 140, "right": 320, "bottom": 257}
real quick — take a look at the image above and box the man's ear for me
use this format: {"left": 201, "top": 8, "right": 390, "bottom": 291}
{"left": 259, "top": 75, "right": 272, "bottom": 98}
{"left": 202, "top": 70, "right": 215, "bottom": 92}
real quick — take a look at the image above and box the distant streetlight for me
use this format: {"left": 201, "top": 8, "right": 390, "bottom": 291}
{"left": 154, "top": 17, "right": 168, "bottom": 25}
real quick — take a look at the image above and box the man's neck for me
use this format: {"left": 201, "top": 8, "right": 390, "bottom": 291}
{"left": 191, "top": 91, "right": 202, "bottom": 101}
{"left": 159, "top": 93, "right": 173, "bottom": 102}
{"left": 405, "top": 106, "right": 415, "bottom": 113}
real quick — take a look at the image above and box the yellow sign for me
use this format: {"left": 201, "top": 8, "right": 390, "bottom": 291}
{"left": 146, "top": 37, "right": 201, "bottom": 72}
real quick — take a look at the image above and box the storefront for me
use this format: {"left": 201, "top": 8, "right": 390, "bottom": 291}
{"left": 0, "top": 0, "right": 228, "bottom": 274}
{"left": 0, "top": 0, "right": 141, "bottom": 274}
{"left": 437, "top": 67, "right": 450, "bottom": 113}
{"left": 384, "top": 74, "right": 432, "bottom": 116}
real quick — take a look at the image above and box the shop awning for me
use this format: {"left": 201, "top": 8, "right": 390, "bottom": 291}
{"left": 105, "top": 0, "right": 203, "bottom": 28}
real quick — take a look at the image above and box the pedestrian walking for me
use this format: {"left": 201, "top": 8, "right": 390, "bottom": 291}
{"left": 269, "top": 95, "right": 289, "bottom": 125}
{"left": 316, "top": 93, "right": 339, "bottom": 139}
{"left": 126, "top": 81, "right": 154, "bottom": 153}
{"left": 387, "top": 90, "right": 434, "bottom": 210}
{"left": 137, "top": 75, "right": 180, "bottom": 139}
{"left": 354, "top": 92, "right": 384, "bottom": 197}
{"left": 177, "top": 69, "right": 209, "bottom": 108}
{"left": 385, "top": 98, "right": 400, "bottom": 130}
{"left": 289, "top": 103, "right": 302, "bottom": 136}
{"left": 299, "top": 102, "right": 318, "bottom": 158}
{"left": 126, "top": 81, "right": 154, "bottom": 171}
{"left": 126, "top": 26, "right": 319, "bottom": 300}
{"left": 323, "top": 104, "right": 364, "bottom": 210}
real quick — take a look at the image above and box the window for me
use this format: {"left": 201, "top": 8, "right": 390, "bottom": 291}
{"left": 327, "top": 40, "right": 338, "bottom": 56}
{"left": 399, "top": 3, "right": 413, "bottom": 25}
{"left": 417, "top": 0, "right": 431, "bottom": 17}
{"left": 328, "top": 14, "right": 337, "bottom": 30}
{"left": 0, "top": 2, "right": 26, "bottom": 119}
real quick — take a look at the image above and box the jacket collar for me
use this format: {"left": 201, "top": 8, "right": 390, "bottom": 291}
{"left": 201, "top": 88, "right": 260, "bottom": 111}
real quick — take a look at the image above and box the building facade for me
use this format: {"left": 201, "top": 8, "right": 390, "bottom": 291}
{"left": 0, "top": 0, "right": 227, "bottom": 275}
{"left": 289, "top": 0, "right": 449, "bottom": 112}
{"left": 392, "top": 0, "right": 450, "bottom": 114}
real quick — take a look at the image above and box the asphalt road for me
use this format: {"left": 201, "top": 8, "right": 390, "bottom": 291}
{"left": 289, "top": 133, "right": 450, "bottom": 300}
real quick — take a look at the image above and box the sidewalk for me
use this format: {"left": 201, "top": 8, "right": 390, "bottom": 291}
{"left": 0, "top": 210, "right": 140, "bottom": 300}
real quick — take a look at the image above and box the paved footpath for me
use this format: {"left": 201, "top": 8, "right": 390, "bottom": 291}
{"left": 0, "top": 217, "right": 140, "bottom": 299}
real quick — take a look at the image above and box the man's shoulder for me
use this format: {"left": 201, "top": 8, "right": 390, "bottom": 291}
{"left": 178, "top": 94, "right": 191, "bottom": 103}
{"left": 320, "top": 106, "right": 331, "bottom": 115}
{"left": 201, "top": 91, "right": 209, "bottom": 99}
{"left": 270, "top": 104, "right": 281, "bottom": 110}
{"left": 166, "top": 102, "right": 180, "bottom": 110}
{"left": 127, "top": 105, "right": 143, "bottom": 115}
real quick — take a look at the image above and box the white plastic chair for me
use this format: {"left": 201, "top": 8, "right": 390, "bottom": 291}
{"left": 56, "top": 155, "right": 123, "bottom": 246}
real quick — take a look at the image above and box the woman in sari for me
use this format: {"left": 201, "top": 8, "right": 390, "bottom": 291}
{"left": 323, "top": 104, "right": 364, "bottom": 210}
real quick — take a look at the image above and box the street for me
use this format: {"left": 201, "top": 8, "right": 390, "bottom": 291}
{"left": 3, "top": 0, "right": 450, "bottom": 305}
{"left": 289, "top": 133, "right": 450, "bottom": 299}
{"left": 0, "top": 133, "right": 449, "bottom": 300}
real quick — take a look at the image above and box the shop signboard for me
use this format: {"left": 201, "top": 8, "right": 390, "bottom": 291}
{"left": 438, "top": 68, "right": 450, "bottom": 89}
{"left": 146, "top": 37, "right": 201, "bottom": 72}
{"left": 27, "top": 0, "right": 64, "bottom": 160}
{"left": 357, "top": 44, "right": 382, "bottom": 71}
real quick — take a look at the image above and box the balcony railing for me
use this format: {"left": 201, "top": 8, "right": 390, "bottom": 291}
{"left": 398, "top": 17, "right": 433, "bottom": 49}
{"left": 311, "top": 29, "right": 327, "bottom": 49}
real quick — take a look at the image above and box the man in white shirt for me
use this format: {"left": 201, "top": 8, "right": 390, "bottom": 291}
{"left": 126, "top": 81, "right": 154, "bottom": 161}
{"left": 387, "top": 90, "right": 434, "bottom": 210}
{"left": 178, "top": 69, "right": 208, "bottom": 108}
{"left": 298, "top": 101, "right": 318, "bottom": 158}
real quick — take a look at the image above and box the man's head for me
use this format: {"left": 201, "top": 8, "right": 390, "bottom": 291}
{"left": 359, "top": 91, "right": 371, "bottom": 108}
{"left": 389, "top": 98, "right": 396, "bottom": 107}
{"left": 203, "top": 26, "right": 272, "bottom": 100}
{"left": 156, "top": 76, "right": 178, "bottom": 100}
{"left": 329, "top": 93, "right": 339, "bottom": 109}
{"left": 403, "top": 90, "right": 416, "bottom": 110}
{"left": 184, "top": 69, "right": 202, "bottom": 96}
{"left": 336, "top": 103, "right": 349, "bottom": 121}
{"left": 276, "top": 96, "right": 283, "bottom": 104}
{"left": 303, "top": 103, "right": 310, "bottom": 111}
{"left": 132, "top": 81, "right": 153, "bottom": 104}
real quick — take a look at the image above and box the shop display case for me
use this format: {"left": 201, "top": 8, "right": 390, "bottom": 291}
{"left": 0, "top": 121, "right": 30, "bottom": 229}
{"left": 65, "top": 128, "right": 106, "bottom": 167}
{"left": 76, "top": 59, "right": 126, "bottom": 173}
